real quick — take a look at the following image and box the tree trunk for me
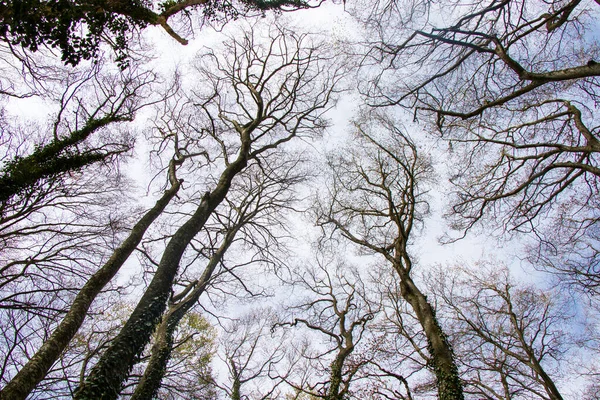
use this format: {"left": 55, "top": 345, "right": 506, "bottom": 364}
{"left": 230, "top": 370, "right": 241, "bottom": 400}
{"left": 130, "top": 225, "right": 239, "bottom": 399}
{"left": 74, "top": 133, "right": 252, "bottom": 400}
{"left": 396, "top": 266, "right": 464, "bottom": 400}
{"left": 327, "top": 346, "right": 352, "bottom": 400}
{"left": 0, "top": 179, "right": 180, "bottom": 400}
{"left": 129, "top": 306, "right": 183, "bottom": 400}
{"left": 0, "top": 115, "right": 129, "bottom": 205}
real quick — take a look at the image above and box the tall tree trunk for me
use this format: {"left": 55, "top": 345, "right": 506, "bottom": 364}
{"left": 230, "top": 365, "right": 241, "bottom": 400}
{"left": 129, "top": 304, "right": 187, "bottom": 400}
{"left": 74, "top": 132, "right": 252, "bottom": 400}
{"left": 0, "top": 178, "right": 181, "bottom": 400}
{"left": 130, "top": 225, "right": 239, "bottom": 399}
{"left": 396, "top": 266, "right": 464, "bottom": 400}
{"left": 327, "top": 345, "right": 352, "bottom": 400}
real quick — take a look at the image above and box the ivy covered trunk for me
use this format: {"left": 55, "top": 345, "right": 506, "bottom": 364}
{"left": 326, "top": 345, "right": 353, "bottom": 400}
{"left": 230, "top": 369, "right": 241, "bottom": 400}
{"left": 0, "top": 116, "right": 130, "bottom": 205}
{"left": 129, "top": 305, "right": 185, "bottom": 400}
{"left": 130, "top": 226, "right": 239, "bottom": 399}
{"left": 0, "top": 179, "right": 181, "bottom": 400}
{"left": 396, "top": 265, "right": 464, "bottom": 400}
{"left": 74, "top": 131, "right": 252, "bottom": 399}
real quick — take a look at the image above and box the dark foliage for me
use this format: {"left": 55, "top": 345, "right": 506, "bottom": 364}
{"left": 0, "top": 0, "right": 310, "bottom": 67}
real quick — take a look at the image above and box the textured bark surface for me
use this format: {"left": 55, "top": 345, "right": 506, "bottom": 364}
{"left": 326, "top": 345, "right": 353, "bottom": 400}
{"left": 0, "top": 116, "right": 129, "bottom": 204}
{"left": 0, "top": 180, "right": 180, "bottom": 400}
{"left": 74, "top": 131, "right": 252, "bottom": 399}
{"left": 131, "top": 226, "right": 238, "bottom": 399}
{"left": 230, "top": 367, "right": 241, "bottom": 400}
{"left": 397, "top": 267, "right": 463, "bottom": 400}
{"left": 129, "top": 307, "right": 181, "bottom": 400}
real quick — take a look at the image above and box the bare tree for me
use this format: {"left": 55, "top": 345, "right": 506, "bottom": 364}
{"left": 276, "top": 257, "right": 377, "bottom": 400}
{"left": 0, "top": 156, "right": 183, "bottom": 400}
{"left": 131, "top": 150, "right": 307, "bottom": 399}
{"left": 528, "top": 221, "right": 600, "bottom": 298}
{"left": 355, "top": 0, "right": 600, "bottom": 292}
{"left": 316, "top": 111, "right": 463, "bottom": 399}
{"left": 0, "top": 60, "right": 173, "bottom": 400}
{"left": 358, "top": 267, "right": 435, "bottom": 400}
{"left": 430, "top": 263, "right": 572, "bottom": 400}
{"left": 122, "top": 311, "right": 217, "bottom": 400}
{"left": 74, "top": 23, "right": 345, "bottom": 399}
{"left": 18, "top": 298, "right": 216, "bottom": 399}
{"left": 0, "top": 61, "right": 155, "bottom": 210}
{"left": 212, "top": 308, "right": 291, "bottom": 400}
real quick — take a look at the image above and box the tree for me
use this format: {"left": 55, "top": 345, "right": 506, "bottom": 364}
{"left": 528, "top": 220, "right": 600, "bottom": 298}
{"left": 0, "top": 60, "right": 168, "bottom": 400}
{"left": 8, "top": 2, "right": 600, "bottom": 398}
{"left": 21, "top": 299, "right": 216, "bottom": 399}
{"left": 359, "top": 267, "right": 437, "bottom": 400}
{"left": 214, "top": 308, "right": 291, "bottom": 400}
{"left": 0, "top": 156, "right": 183, "bottom": 400}
{"left": 131, "top": 151, "right": 307, "bottom": 399}
{"left": 0, "top": 0, "right": 314, "bottom": 67}
{"left": 276, "top": 257, "right": 377, "bottom": 400}
{"left": 355, "top": 0, "right": 600, "bottom": 292}
{"left": 430, "top": 263, "right": 574, "bottom": 400}
{"left": 125, "top": 311, "right": 217, "bottom": 399}
{"left": 0, "top": 60, "right": 154, "bottom": 219}
{"left": 315, "top": 111, "right": 463, "bottom": 400}
{"left": 73, "top": 23, "right": 345, "bottom": 399}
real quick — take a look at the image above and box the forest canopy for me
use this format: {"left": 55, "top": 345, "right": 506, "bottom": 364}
{"left": 0, "top": 0, "right": 311, "bottom": 66}
{"left": 0, "top": 0, "right": 599, "bottom": 399}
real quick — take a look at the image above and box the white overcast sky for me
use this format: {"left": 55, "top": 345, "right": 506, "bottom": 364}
{"left": 131, "top": 2, "right": 535, "bottom": 286}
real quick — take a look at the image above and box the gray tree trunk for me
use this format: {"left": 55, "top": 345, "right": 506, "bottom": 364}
{"left": 396, "top": 265, "right": 463, "bottom": 400}
{"left": 74, "top": 131, "right": 252, "bottom": 399}
{"left": 0, "top": 179, "right": 181, "bottom": 400}
{"left": 130, "top": 225, "right": 239, "bottom": 399}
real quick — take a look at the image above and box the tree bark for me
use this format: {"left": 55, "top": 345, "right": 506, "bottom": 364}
{"left": 0, "top": 178, "right": 181, "bottom": 400}
{"left": 396, "top": 266, "right": 463, "bottom": 400}
{"left": 74, "top": 130, "right": 252, "bottom": 400}
{"left": 130, "top": 225, "right": 239, "bottom": 399}
{"left": 0, "top": 115, "right": 130, "bottom": 205}
{"left": 128, "top": 305, "right": 185, "bottom": 400}
{"left": 326, "top": 345, "right": 352, "bottom": 400}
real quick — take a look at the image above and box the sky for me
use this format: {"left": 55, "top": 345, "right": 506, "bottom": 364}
{"left": 3, "top": 1, "right": 596, "bottom": 398}
{"left": 83, "top": 1, "right": 543, "bottom": 298}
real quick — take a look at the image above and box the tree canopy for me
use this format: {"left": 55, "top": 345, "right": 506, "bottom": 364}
{"left": 1, "top": 0, "right": 599, "bottom": 399}
{"left": 0, "top": 0, "right": 311, "bottom": 66}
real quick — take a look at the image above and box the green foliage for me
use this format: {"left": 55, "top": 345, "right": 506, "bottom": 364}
{"left": 175, "top": 312, "right": 216, "bottom": 360}
{"left": 158, "top": 0, "right": 178, "bottom": 12}
{"left": 0, "top": 0, "right": 153, "bottom": 67}
{"left": 0, "top": 0, "right": 310, "bottom": 67}
{"left": 0, "top": 116, "right": 131, "bottom": 206}
{"left": 165, "top": 312, "right": 217, "bottom": 399}
{"left": 0, "top": 148, "right": 105, "bottom": 203}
